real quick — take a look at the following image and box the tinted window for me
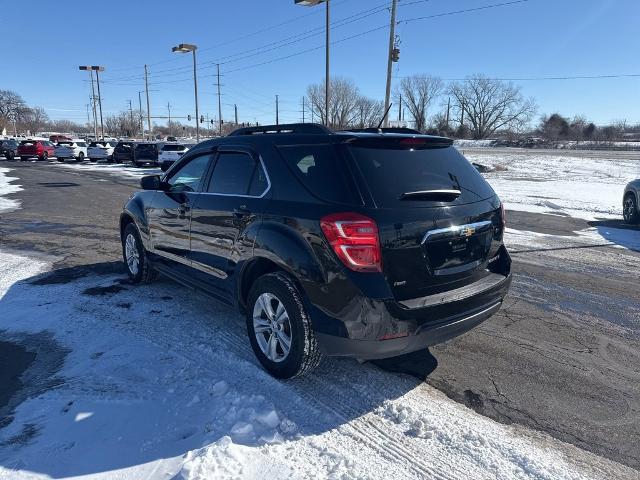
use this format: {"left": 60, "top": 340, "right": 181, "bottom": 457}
{"left": 208, "top": 152, "right": 266, "bottom": 196}
{"left": 161, "top": 144, "right": 186, "bottom": 152}
{"left": 76, "top": 142, "right": 87, "bottom": 147}
{"left": 349, "top": 145, "right": 495, "bottom": 208}
{"left": 167, "top": 154, "right": 212, "bottom": 193}
{"left": 135, "top": 144, "right": 157, "bottom": 153}
{"left": 278, "top": 144, "right": 358, "bottom": 205}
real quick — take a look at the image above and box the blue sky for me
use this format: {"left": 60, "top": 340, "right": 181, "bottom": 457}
{"left": 3, "top": 0, "right": 639, "bottom": 128}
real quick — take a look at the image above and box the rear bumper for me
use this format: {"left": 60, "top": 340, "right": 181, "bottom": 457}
{"left": 317, "top": 298, "right": 504, "bottom": 359}
{"left": 313, "top": 270, "right": 512, "bottom": 360}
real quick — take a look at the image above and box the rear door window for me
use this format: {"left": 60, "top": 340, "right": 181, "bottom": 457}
{"left": 207, "top": 152, "right": 268, "bottom": 196}
{"left": 277, "top": 144, "right": 359, "bottom": 205}
{"left": 349, "top": 144, "right": 495, "bottom": 208}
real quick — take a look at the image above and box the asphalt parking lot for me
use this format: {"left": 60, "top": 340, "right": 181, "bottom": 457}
{"left": 1, "top": 158, "right": 639, "bottom": 471}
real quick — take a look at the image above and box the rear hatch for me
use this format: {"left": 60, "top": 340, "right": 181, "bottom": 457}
{"left": 135, "top": 143, "right": 158, "bottom": 161}
{"left": 18, "top": 141, "right": 37, "bottom": 154}
{"left": 344, "top": 135, "right": 503, "bottom": 301}
{"left": 88, "top": 142, "right": 109, "bottom": 155}
{"left": 55, "top": 142, "right": 74, "bottom": 156}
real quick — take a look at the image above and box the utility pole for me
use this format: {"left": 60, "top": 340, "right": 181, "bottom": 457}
{"left": 383, "top": 0, "right": 398, "bottom": 128}
{"left": 86, "top": 103, "right": 91, "bottom": 129}
{"left": 167, "top": 102, "right": 171, "bottom": 135}
{"left": 95, "top": 68, "right": 105, "bottom": 139}
{"left": 275, "top": 95, "right": 279, "bottom": 125}
{"left": 144, "top": 64, "right": 152, "bottom": 140}
{"left": 128, "top": 100, "right": 134, "bottom": 136}
{"left": 446, "top": 97, "right": 450, "bottom": 128}
{"left": 325, "top": 0, "right": 330, "bottom": 127}
{"left": 302, "top": 97, "right": 305, "bottom": 123}
{"left": 398, "top": 93, "right": 402, "bottom": 122}
{"left": 216, "top": 63, "right": 223, "bottom": 136}
{"left": 460, "top": 99, "right": 465, "bottom": 128}
{"left": 138, "top": 91, "right": 143, "bottom": 139}
{"left": 234, "top": 104, "right": 238, "bottom": 125}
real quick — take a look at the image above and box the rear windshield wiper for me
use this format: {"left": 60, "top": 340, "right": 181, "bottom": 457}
{"left": 399, "top": 189, "right": 461, "bottom": 201}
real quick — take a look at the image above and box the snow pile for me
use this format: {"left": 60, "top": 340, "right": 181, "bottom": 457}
{"left": 0, "top": 250, "right": 636, "bottom": 480}
{"left": 0, "top": 167, "right": 22, "bottom": 213}
{"left": 51, "top": 161, "right": 162, "bottom": 180}
{"left": 464, "top": 150, "right": 640, "bottom": 221}
{"left": 454, "top": 139, "right": 496, "bottom": 148}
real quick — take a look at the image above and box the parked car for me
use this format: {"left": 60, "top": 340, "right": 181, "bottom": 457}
{"left": 159, "top": 143, "right": 190, "bottom": 171}
{"left": 54, "top": 139, "right": 88, "bottom": 162}
{"left": 623, "top": 180, "right": 640, "bottom": 224}
{"left": 87, "top": 141, "right": 116, "bottom": 162}
{"left": 133, "top": 142, "right": 160, "bottom": 166}
{"left": 0, "top": 139, "right": 19, "bottom": 160}
{"left": 120, "top": 124, "right": 511, "bottom": 379}
{"left": 112, "top": 141, "right": 136, "bottom": 163}
{"left": 49, "top": 134, "right": 72, "bottom": 144}
{"left": 17, "top": 139, "right": 55, "bottom": 161}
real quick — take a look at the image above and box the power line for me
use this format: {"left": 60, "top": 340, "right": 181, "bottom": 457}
{"left": 393, "top": 74, "right": 640, "bottom": 81}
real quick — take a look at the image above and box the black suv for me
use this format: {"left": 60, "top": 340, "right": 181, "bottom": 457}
{"left": 112, "top": 141, "right": 136, "bottom": 163}
{"left": 1, "top": 139, "right": 19, "bottom": 160}
{"left": 120, "top": 124, "right": 511, "bottom": 378}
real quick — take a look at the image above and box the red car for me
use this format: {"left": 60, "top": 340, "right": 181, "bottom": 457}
{"left": 17, "top": 140, "right": 56, "bottom": 161}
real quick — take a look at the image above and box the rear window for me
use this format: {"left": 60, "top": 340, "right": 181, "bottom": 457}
{"left": 349, "top": 144, "right": 495, "bottom": 208}
{"left": 278, "top": 144, "right": 358, "bottom": 205}
{"left": 135, "top": 143, "right": 157, "bottom": 152}
{"left": 20, "top": 141, "right": 35, "bottom": 145}
{"left": 57, "top": 141, "right": 72, "bottom": 146}
{"left": 89, "top": 142, "right": 105, "bottom": 147}
{"left": 161, "top": 144, "right": 186, "bottom": 152}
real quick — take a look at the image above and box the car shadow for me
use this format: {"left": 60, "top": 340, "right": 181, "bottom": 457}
{"left": 588, "top": 219, "right": 640, "bottom": 252}
{"left": 0, "top": 261, "right": 442, "bottom": 478}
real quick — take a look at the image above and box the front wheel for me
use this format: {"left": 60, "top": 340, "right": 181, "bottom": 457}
{"left": 77, "top": 152, "right": 85, "bottom": 162}
{"left": 246, "top": 272, "right": 322, "bottom": 379}
{"left": 623, "top": 194, "right": 639, "bottom": 224}
{"left": 122, "top": 223, "right": 158, "bottom": 283}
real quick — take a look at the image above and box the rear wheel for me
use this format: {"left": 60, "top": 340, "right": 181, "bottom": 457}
{"left": 623, "top": 194, "right": 639, "bottom": 224}
{"left": 122, "top": 223, "right": 158, "bottom": 283}
{"left": 77, "top": 152, "right": 85, "bottom": 162}
{"left": 5, "top": 151, "right": 14, "bottom": 160}
{"left": 246, "top": 272, "right": 322, "bottom": 379}
{"left": 39, "top": 152, "right": 48, "bottom": 161}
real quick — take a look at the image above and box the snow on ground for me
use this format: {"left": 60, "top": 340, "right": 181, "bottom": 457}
{"left": 0, "top": 167, "right": 22, "bottom": 213}
{"left": 463, "top": 150, "right": 640, "bottom": 221}
{"left": 0, "top": 250, "right": 636, "bottom": 480}
{"left": 49, "top": 161, "right": 162, "bottom": 180}
{"left": 505, "top": 227, "right": 640, "bottom": 253}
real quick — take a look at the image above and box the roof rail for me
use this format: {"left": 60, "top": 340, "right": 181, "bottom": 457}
{"left": 228, "top": 123, "right": 332, "bottom": 136}
{"left": 339, "top": 127, "right": 423, "bottom": 135}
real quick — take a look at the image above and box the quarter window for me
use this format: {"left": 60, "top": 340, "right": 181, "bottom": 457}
{"left": 208, "top": 152, "right": 268, "bottom": 196}
{"left": 166, "top": 154, "right": 212, "bottom": 193}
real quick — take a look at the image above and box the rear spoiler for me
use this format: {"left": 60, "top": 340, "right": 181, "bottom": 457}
{"left": 341, "top": 134, "right": 453, "bottom": 148}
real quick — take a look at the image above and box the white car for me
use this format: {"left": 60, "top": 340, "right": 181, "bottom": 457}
{"left": 54, "top": 139, "right": 88, "bottom": 162}
{"left": 87, "top": 141, "right": 116, "bottom": 162}
{"left": 159, "top": 143, "right": 190, "bottom": 170}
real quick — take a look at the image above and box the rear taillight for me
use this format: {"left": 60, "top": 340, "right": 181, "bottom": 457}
{"left": 320, "top": 212, "right": 382, "bottom": 272}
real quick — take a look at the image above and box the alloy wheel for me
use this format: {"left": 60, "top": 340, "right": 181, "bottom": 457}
{"left": 623, "top": 197, "right": 635, "bottom": 222}
{"left": 124, "top": 233, "right": 140, "bottom": 275}
{"left": 252, "top": 292, "right": 292, "bottom": 363}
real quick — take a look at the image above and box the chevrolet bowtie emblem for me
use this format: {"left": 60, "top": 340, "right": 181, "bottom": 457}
{"left": 461, "top": 226, "right": 476, "bottom": 237}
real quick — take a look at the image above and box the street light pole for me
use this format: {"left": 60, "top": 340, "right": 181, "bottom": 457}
{"left": 295, "top": 0, "right": 330, "bottom": 127}
{"left": 144, "top": 65, "right": 152, "bottom": 140}
{"left": 95, "top": 68, "right": 105, "bottom": 138}
{"left": 89, "top": 71, "right": 98, "bottom": 139}
{"left": 172, "top": 43, "right": 200, "bottom": 142}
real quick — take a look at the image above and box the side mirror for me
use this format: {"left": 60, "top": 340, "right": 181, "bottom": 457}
{"left": 140, "top": 174, "right": 163, "bottom": 190}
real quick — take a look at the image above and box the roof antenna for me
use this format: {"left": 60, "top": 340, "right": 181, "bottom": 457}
{"left": 377, "top": 103, "right": 393, "bottom": 133}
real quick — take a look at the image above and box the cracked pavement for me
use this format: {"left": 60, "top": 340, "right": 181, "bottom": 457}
{"left": 1, "top": 160, "right": 639, "bottom": 471}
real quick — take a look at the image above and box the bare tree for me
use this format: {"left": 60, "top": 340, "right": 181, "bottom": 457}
{"left": 307, "top": 77, "right": 362, "bottom": 129}
{"left": 354, "top": 97, "right": 384, "bottom": 128}
{"left": 449, "top": 75, "right": 536, "bottom": 139}
{"left": 394, "top": 75, "right": 443, "bottom": 132}
{"left": 19, "top": 107, "right": 49, "bottom": 134}
{"left": 0, "top": 90, "right": 29, "bottom": 132}
{"left": 104, "top": 112, "right": 139, "bottom": 137}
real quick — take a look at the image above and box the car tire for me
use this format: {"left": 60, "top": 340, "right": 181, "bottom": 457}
{"left": 246, "top": 272, "right": 322, "bottom": 379}
{"left": 77, "top": 152, "right": 85, "bottom": 162}
{"left": 122, "top": 223, "right": 158, "bottom": 284}
{"left": 623, "top": 193, "right": 639, "bottom": 224}
{"left": 6, "top": 151, "right": 15, "bottom": 161}
{"left": 39, "top": 152, "right": 48, "bottom": 161}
